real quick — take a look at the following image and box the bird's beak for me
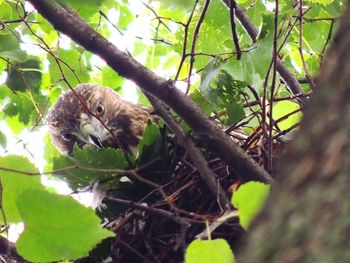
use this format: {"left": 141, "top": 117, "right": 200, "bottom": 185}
{"left": 88, "top": 134, "right": 103, "bottom": 148}
{"left": 80, "top": 116, "right": 105, "bottom": 148}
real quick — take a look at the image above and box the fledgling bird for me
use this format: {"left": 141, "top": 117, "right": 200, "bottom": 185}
{"left": 46, "top": 83, "right": 155, "bottom": 155}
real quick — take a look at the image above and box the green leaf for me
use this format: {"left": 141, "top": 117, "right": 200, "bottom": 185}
{"left": 0, "top": 58, "right": 6, "bottom": 73}
{"left": 140, "top": 123, "right": 160, "bottom": 146}
{"left": 185, "top": 239, "right": 235, "bottom": 263}
{"left": 223, "top": 56, "right": 256, "bottom": 86}
{"left": 16, "top": 189, "right": 115, "bottom": 262}
{"left": 272, "top": 101, "right": 303, "bottom": 131}
{"left": 0, "top": 131, "right": 6, "bottom": 148}
{"left": 224, "top": 34, "right": 273, "bottom": 88}
{"left": 0, "top": 155, "right": 42, "bottom": 223}
{"left": 0, "top": 34, "right": 27, "bottom": 61}
{"left": 302, "top": 20, "right": 332, "bottom": 53}
{"left": 101, "top": 67, "right": 124, "bottom": 90}
{"left": 156, "top": 0, "right": 194, "bottom": 20}
{"left": 0, "top": 2, "right": 13, "bottom": 20}
{"left": 48, "top": 49, "right": 90, "bottom": 88}
{"left": 190, "top": 90, "right": 212, "bottom": 115}
{"left": 250, "top": 34, "right": 273, "bottom": 79}
{"left": 322, "top": 0, "right": 346, "bottom": 16}
{"left": 225, "top": 103, "right": 245, "bottom": 125}
{"left": 48, "top": 86, "right": 63, "bottom": 106}
{"left": 200, "top": 57, "right": 226, "bottom": 96}
{"left": 6, "top": 59, "right": 42, "bottom": 93}
{"left": 200, "top": 58, "right": 246, "bottom": 113}
{"left": 2, "top": 87, "right": 38, "bottom": 125}
{"left": 117, "top": 3, "right": 134, "bottom": 30}
{"left": 171, "top": 1, "right": 234, "bottom": 70}
{"left": 5, "top": 115, "right": 26, "bottom": 134}
{"left": 137, "top": 123, "right": 162, "bottom": 165}
{"left": 58, "top": 0, "right": 103, "bottom": 19}
{"left": 308, "top": 0, "right": 334, "bottom": 5}
{"left": 35, "top": 12, "right": 56, "bottom": 35}
{"left": 231, "top": 181, "right": 270, "bottom": 230}
{"left": 52, "top": 147, "right": 128, "bottom": 191}
{"left": 246, "top": 0, "right": 266, "bottom": 29}
{"left": 44, "top": 134, "right": 61, "bottom": 172}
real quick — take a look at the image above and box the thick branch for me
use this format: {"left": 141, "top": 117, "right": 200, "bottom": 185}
{"left": 29, "top": 0, "right": 272, "bottom": 183}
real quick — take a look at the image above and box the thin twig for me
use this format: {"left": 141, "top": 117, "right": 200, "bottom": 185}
{"left": 105, "top": 197, "right": 190, "bottom": 227}
{"left": 298, "top": 0, "right": 316, "bottom": 89}
{"left": 229, "top": 0, "right": 241, "bottom": 60}
{"left": 174, "top": 0, "right": 198, "bottom": 81}
{"left": 267, "top": 0, "right": 279, "bottom": 174}
{"left": 186, "top": 0, "right": 211, "bottom": 94}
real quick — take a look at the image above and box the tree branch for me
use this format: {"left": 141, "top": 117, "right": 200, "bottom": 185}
{"left": 222, "top": 0, "right": 306, "bottom": 103}
{"left": 229, "top": 0, "right": 242, "bottom": 60}
{"left": 28, "top": 0, "right": 272, "bottom": 184}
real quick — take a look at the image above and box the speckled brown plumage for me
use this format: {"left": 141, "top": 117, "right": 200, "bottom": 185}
{"left": 46, "top": 83, "right": 155, "bottom": 155}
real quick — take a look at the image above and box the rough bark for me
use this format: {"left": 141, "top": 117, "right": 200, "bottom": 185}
{"left": 239, "top": 2, "right": 350, "bottom": 262}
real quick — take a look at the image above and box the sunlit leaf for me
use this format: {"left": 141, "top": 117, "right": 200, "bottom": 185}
{"left": 308, "top": 0, "right": 334, "bottom": 5}
{"left": 231, "top": 181, "right": 270, "bottom": 230}
{"left": 0, "top": 2, "right": 13, "bottom": 20}
{"left": 246, "top": 0, "right": 266, "bottom": 29}
{"left": 35, "top": 12, "right": 56, "bottom": 35}
{"left": 48, "top": 49, "right": 90, "bottom": 89}
{"left": 156, "top": 0, "right": 194, "bottom": 20}
{"left": 5, "top": 115, "right": 26, "bottom": 134}
{"left": 117, "top": 3, "right": 134, "bottom": 30}
{"left": 185, "top": 239, "right": 235, "bottom": 263}
{"left": 0, "top": 156, "right": 42, "bottom": 223}
{"left": 0, "top": 131, "right": 6, "bottom": 148}
{"left": 101, "top": 67, "right": 124, "bottom": 90}
{"left": 3, "top": 89, "right": 39, "bottom": 125}
{"left": 58, "top": 0, "right": 103, "bottom": 19}
{"left": 273, "top": 101, "right": 303, "bottom": 131}
{"left": 16, "top": 189, "right": 115, "bottom": 262}
{"left": 48, "top": 86, "right": 63, "bottom": 105}
{"left": 0, "top": 34, "right": 27, "bottom": 61}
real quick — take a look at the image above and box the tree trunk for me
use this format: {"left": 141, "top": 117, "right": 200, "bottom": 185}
{"left": 239, "top": 2, "right": 350, "bottom": 262}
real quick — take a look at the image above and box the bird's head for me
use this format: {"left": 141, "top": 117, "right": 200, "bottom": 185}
{"left": 46, "top": 84, "right": 151, "bottom": 155}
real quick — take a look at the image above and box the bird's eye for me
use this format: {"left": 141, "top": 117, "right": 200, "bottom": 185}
{"left": 95, "top": 104, "right": 105, "bottom": 116}
{"left": 61, "top": 133, "right": 75, "bottom": 142}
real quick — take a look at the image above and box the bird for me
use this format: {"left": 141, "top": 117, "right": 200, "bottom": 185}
{"left": 46, "top": 83, "right": 155, "bottom": 156}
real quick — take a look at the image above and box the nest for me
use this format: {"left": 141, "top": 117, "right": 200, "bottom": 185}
{"left": 75, "top": 123, "right": 285, "bottom": 263}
